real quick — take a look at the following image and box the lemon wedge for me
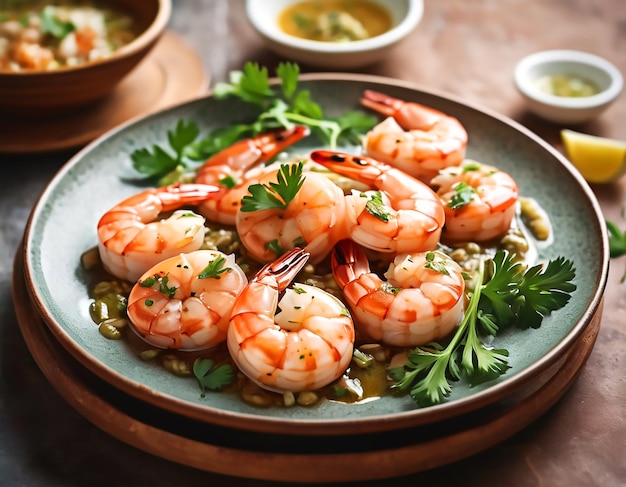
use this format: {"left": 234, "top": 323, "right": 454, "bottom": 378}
{"left": 561, "top": 129, "right": 626, "bottom": 183}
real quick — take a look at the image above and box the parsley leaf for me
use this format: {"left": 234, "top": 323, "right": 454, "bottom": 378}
{"left": 193, "top": 358, "right": 235, "bottom": 397}
{"left": 390, "top": 249, "right": 576, "bottom": 407}
{"left": 41, "top": 6, "right": 75, "bottom": 38}
{"left": 448, "top": 182, "right": 476, "bottom": 210}
{"left": 364, "top": 191, "right": 392, "bottom": 222}
{"left": 197, "top": 255, "right": 232, "bottom": 279}
{"left": 139, "top": 274, "right": 177, "bottom": 299}
{"left": 130, "top": 119, "right": 204, "bottom": 184}
{"left": 480, "top": 251, "right": 576, "bottom": 330}
{"left": 240, "top": 161, "right": 306, "bottom": 212}
{"left": 424, "top": 251, "right": 451, "bottom": 275}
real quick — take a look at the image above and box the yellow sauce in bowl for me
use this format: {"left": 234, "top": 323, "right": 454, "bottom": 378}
{"left": 278, "top": 0, "right": 393, "bottom": 42}
{"left": 534, "top": 73, "right": 601, "bottom": 98}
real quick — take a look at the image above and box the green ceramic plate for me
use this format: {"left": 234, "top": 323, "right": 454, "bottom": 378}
{"left": 23, "top": 74, "right": 608, "bottom": 436}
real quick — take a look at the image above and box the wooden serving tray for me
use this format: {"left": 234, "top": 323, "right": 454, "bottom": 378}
{"left": 12, "top": 246, "right": 602, "bottom": 482}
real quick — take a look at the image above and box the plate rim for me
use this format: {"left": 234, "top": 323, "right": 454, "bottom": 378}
{"left": 22, "top": 72, "right": 610, "bottom": 436}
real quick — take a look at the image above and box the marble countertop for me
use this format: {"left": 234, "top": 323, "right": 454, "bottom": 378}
{"left": 1, "top": 1, "right": 624, "bottom": 485}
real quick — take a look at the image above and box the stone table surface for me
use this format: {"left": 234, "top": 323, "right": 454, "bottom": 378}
{"left": 1, "top": 1, "right": 624, "bottom": 485}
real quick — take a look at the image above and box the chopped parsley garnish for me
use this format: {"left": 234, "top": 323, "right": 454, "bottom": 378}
{"left": 364, "top": 191, "right": 392, "bottom": 222}
{"left": 390, "top": 249, "right": 576, "bottom": 406}
{"left": 448, "top": 182, "right": 476, "bottom": 210}
{"left": 424, "top": 251, "right": 450, "bottom": 275}
{"left": 218, "top": 174, "right": 238, "bottom": 189}
{"left": 139, "top": 274, "right": 177, "bottom": 299}
{"left": 198, "top": 255, "right": 232, "bottom": 279}
{"left": 381, "top": 282, "right": 400, "bottom": 294}
{"left": 265, "top": 240, "right": 286, "bottom": 256}
{"left": 463, "top": 162, "right": 481, "bottom": 172}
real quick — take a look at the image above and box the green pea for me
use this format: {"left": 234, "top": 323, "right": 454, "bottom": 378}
{"left": 98, "top": 320, "right": 124, "bottom": 340}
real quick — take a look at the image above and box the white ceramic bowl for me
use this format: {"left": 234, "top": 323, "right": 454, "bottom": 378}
{"left": 245, "top": 0, "right": 423, "bottom": 69}
{"left": 514, "top": 49, "right": 623, "bottom": 124}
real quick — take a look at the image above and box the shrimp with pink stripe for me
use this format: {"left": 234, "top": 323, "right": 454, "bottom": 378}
{"left": 195, "top": 126, "right": 310, "bottom": 225}
{"left": 309, "top": 150, "right": 445, "bottom": 255}
{"left": 331, "top": 239, "right": 466, "bottom": 347}
{"left": 127, "top": 250, "right": 248, "bottom": 351}
{"left": 97, "top": 183, "right": 219, "bottom": 283}
{"left": 360, "top": 89, "right": 468, "bottom": 183}
{"left": 227, "top": 247, "right": 355, "bottom": 393}
{"left": 430, "top": 160, "right": 519, "bottom": 243}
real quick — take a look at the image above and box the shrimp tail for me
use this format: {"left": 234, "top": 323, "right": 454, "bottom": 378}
{"left": 256, "top": 125, "right": 310, "bottom": 160}
{"left": 201, "top": 125, "right": 311, "bottom": 171}
{"left": 330, "top": 239, "right": 370, "bottom": 288}
{"left": 156, "top": 183, "right": 221, "bottom": 211}
{"left": 254, "top": 247, "right": 311, "bottom": 289}
{"left": 360, "top": 89, "right": 404, "bottom": 118}
{"left": 361, "top": 90, "right": 452, "bottom": 132}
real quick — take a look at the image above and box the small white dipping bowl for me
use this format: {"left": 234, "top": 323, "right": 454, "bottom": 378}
{"left": 514, "top": 49, "right": 623, "bottom": 124}
{"left": 245, "top": 0, "right": 423, "bottom": 69}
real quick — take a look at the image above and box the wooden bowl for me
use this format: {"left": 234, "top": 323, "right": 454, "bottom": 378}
{"left": 0, "top": 0, "right": 171, "bottom": 117}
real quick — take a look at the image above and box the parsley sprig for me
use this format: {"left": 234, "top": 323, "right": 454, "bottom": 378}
{"left": 240, "top": 161, "right": 306, "bottom": 212}
{"left": 129, "top": 62, "right": 377, "bottom": 185}
{"left": 213, "top": 62, "right": 377, "bottom": 148}
{"left": 390, "top": 250, "right": 576, "bottom": 407}
{"left": 193, "top": 358, "right": 235, "bottom": 397}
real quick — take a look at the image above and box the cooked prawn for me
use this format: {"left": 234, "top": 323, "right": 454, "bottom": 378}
{"left": 309, "top": 150, "right": 445, "bottom": 254}
{"left": 227, "top": 247, "right": 355, "bottom": 393}
{"left": 97, "top": 183, "right": 218, "bottom": 283}
{"left": 236, "top": 161, "right": 348, "bottom": 264}
{"left": 360, "top": 90, "right": 468, "bottom": 183}
{"left": 331, "top": 239, "right": 466, "bottom": 347}
{"left": 127, "top": 250, "right": 248, "bottom": 351}
{"left": 195, "top": 126, "right": 310, "bottom": 225}
{"left": 430, "top": 160, "right": 519, "bottom": 242}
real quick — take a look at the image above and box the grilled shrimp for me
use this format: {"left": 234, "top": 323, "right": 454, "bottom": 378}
{"left": 195, "top": 126, "right": 310, "bottom": 225}
{"left": 331, "top": 239, "right": 466, "bottom": 347}
{"left": 127, "top": 250, "right": 248, "bottom": 351}
{"left": 360, "top": 89, "right": 468, "bottom": 183}
{"left": 309, "top": 150, "right": 445, "bottom": 254}
{"left": 236, "top": 161, "right": 348, "bottom": 264}
{"left": 431, "top": 160, "right": 519, "bottom": 242}
{"left": 227, "top": 248, "right": 355, "bottom": 393}
{"left": 97, "top": 183, "right": 218, "bottom": 283}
